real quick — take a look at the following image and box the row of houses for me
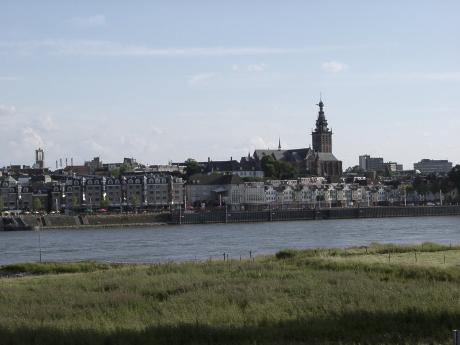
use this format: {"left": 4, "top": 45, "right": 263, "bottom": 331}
{"left": 186, "top": 174, "right": 453, "bottom": 209}
{"left": 1, "top": 171, "right": 454, "bottom": 212}
{"left": 0, "top": 174, "right": 184, "bottom": 211}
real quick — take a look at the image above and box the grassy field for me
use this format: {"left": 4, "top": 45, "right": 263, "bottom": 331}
{"left": 2, "top": 243, "right": 460, "bottom": 344}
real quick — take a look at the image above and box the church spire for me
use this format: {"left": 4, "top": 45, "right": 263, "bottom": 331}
{"left": 311, "top": 97, "right": 333, "bottom": 153}
{"left": 315, "top": 97, "right": 328, "bottom": 133}
{"left": 278, "top": 137, "right": 281, "bottom": 151}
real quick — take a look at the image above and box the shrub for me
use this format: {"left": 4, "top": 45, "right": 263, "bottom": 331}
{"left": 275, "top": 249, "right": 297, "bottom": 260}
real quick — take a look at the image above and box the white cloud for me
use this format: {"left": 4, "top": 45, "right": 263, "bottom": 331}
{"left": 187, "top": 73, "right": 216, "bottom": 86}
{"left": 0, "top": 40, "right": 338, "bottom": 57}
{"left": 232, "top": 63, "right": 268, "bottom": 72}
{"left": 248, "top": 136, "right": 276, "bottom": 151}
{"left": 67, "top": 14, "right": 106, "bottom": 28}
{"left": 321, "top": 61, "right": 347, "bottom": 73}
{"left": 39, "top": 115, "right": 59, "bottom": 131}
{"left": 247, "top": 63, "right": 267, "bottom": 72}
{"left": 22, "top": 127, "right": 44, "bottom": 148}
{"left": 150, "top": 125, "right": 164, "bottom": 135}
{"left": 0, "top": 104, "right": 16, "bottom": 117}
{"left": 82, "top": 138, "right": 108, "bottom": 154}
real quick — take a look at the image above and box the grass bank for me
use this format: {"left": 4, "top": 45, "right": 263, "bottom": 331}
{"left": 1, "top": 242, "right": 460, "bottom": 344}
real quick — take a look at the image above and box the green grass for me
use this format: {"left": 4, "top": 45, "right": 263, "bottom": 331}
{"left": 1, "top": 261, "right": 122, "bottom": 275}
{"left": 1, "top": 243, "right": 460, "bottom": 344}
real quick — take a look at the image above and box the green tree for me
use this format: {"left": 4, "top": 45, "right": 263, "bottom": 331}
{"left": 449, "top": 165, "right": 460, "bottom": 190}
{"left": 32, "top": 197, "right": 43, "bottom": 211}
{"left": 111, "top": 164, "right": 130, "bottom": 178}
{"left": 130, "top": 195, "right": 140, "bottom": 212}
{"left": 100, "top": 198, "right": 110, "bottom": 209}
{"left": 261, "top": 156, "right": 297, "bottom": 179}
{"left": 277, "top": 161, "right": 297, "bottom": 179}
{"left": 184, "top": 158, "right": 201, "bottom": 177}
{"left": 261, "top": 156, "right": 277, "bottom": 178}
{"left": 72, "top": 195, "right": 79, "bottom": 210}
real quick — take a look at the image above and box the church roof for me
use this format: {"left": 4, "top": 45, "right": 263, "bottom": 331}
{"left": 253, "top": 149, "right": 286, "bottom": 161}
{"left": 315, "top": 152, "right": 339, "bottom": 161}
{"left": 253, "top": 148, "right": 312, "bottom": 162}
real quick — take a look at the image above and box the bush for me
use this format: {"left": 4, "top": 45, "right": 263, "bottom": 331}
{"left": 275, "top": 249, "right": 297, "bottom": 259}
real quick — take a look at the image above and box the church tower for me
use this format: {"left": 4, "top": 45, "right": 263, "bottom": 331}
{"left": 311, "top": 99, "right": 332, "bottom": 153}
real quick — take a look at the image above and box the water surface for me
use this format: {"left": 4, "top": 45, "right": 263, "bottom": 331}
{"left": 1, "top": 217, "right": 459, "bottom": 265}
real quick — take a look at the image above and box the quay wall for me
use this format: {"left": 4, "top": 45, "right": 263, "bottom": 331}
{"left": 171, "top": 206, "right": 460, "bottom": 225}
{"left": 3, "top": 206, "right": 459, "bottom": 230}
{"left": 8, "top": 213, "right": 170, "bottom": 230}
{"left": 85, "top": 213, "right": 169, "bottom": 226}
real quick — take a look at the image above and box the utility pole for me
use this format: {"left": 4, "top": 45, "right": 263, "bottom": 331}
{"left": 35, "top": 227, "right": 42, "bottom": 263}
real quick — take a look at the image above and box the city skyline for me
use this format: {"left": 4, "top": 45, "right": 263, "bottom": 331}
{"left": 1, "top": 1, "right": 459, "bottom": 169}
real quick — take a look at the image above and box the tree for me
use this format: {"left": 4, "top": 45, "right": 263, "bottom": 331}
{"left": 111, "top": 164, "right": 130, "bottom": 178}
{"left": 449, "top": 165, "right": 460, "bottom": 190}
{"left": 277, "top": 161, "right": 297, "bottom": 179}
{"left": 261, "top": 156, "right": 297, "bottom": 179}
{"left": 184, "top": 158, "right": 201, "bottom": 177}
{"left": 261, "top": 156, "right": 277, "bottom": 178}
{"left": 130, "top": 195, "right": 140, "bottom": 212}
{"left": 72, "top": 195, "right": 79, "bottom": 210}
{"left": 32, "top": 197, "right": 43, "bottom": 211}
{"left": 100, "top": 198, "right": 110, "bottom": 209}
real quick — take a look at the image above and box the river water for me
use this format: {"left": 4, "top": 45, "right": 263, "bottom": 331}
{"left": 1, "top": 217, "right": 460, "bottom": 265}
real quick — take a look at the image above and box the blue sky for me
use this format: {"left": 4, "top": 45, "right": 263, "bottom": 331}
{"left": 0, "top": 1, "right": 459, "bottom": 169}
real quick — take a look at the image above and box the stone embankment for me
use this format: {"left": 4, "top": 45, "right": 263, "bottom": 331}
{"left": 2, "top": 206, "right": 460, "bottom": 230}
{"left": 1, "top": 213, "right": 170, "bottom": 231}
{"left": 171, "top": 205, "right": 460, "bottom": 225}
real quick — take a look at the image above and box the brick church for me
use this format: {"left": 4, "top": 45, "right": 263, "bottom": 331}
{"left": 253, "top": 99, "right": 342, "bottom": 178}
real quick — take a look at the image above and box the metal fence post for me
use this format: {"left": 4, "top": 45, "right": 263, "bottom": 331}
{"left": 454, "top": 329, "right": 459, "bottom": 345}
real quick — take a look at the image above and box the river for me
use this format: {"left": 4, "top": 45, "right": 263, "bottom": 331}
{"left": 1, "top": 216, "right": 460, "bottom": 265}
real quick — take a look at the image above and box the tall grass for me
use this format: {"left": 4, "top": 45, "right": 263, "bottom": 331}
{"left": 1, "top": 261, "right": 122, "bottom": 275}
{"left": 1, "top": 243, "right": 460, "bottom": 344}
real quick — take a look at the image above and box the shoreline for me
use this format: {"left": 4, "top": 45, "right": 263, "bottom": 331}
{"left": 2, "top": 205, "right": 460, "bottom": 231}
{"left": 34, "top": 222, "right": 169, "bottom": 231}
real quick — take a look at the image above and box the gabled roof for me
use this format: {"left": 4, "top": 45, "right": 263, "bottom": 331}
{"left": 253, "top": 149, "right": 286, "bottom": 161}
{"left": 253, "top": 148, "right": 312, "bottom": 162}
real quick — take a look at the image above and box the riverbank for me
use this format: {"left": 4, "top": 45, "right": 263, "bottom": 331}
{"left": 1, "top": 212, "right": 170, "bottom": 231}
{"left": 172, "top": 205, "right": 460, "bottom": 224}
{"left": 2, "top": 205, "right": 460, "bottom": 231}
{"left": 1, "top": 242, "right": 460, "bottom": 344}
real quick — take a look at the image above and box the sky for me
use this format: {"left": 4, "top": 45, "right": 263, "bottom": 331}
{"left": 0, "top": 1, "right": 459, "bottom": 170}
